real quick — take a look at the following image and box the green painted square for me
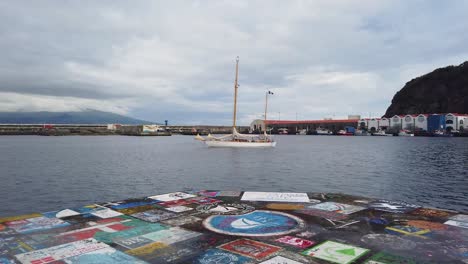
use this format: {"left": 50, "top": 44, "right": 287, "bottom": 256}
{"left": 302, "top": 240, "right": 369, "bottom": 264}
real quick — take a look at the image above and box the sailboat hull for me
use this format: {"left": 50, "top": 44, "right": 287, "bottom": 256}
{"left": 204, "top": 140, "right": 276, "bottom": 148}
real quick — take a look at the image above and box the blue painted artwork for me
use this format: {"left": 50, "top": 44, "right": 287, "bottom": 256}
{"left": 0, "top": 256, "right": 15, "bottom": 264}
{"left": 203, "top": 210, "right": 304, "bottom": 236}
{"left": 194, "top": 249, "right": 252, "bottom": 264}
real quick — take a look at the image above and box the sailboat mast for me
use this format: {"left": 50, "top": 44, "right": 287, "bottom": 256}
{"left": 232, "top": 57, "right": 239, "bottom": 128}
{"left": 264, "top": 91, "right": 268, "bottom": 133}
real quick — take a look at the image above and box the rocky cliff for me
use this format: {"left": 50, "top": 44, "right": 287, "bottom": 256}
{"left": 384, "top": 61, "right": 468, "bottom": 117}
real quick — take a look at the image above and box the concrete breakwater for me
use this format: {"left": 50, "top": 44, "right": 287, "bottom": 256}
{"left": 0, "top": 124, "right": 249, "bottom": 136}
{"left": 0, "top": 190, "right": 466, "bottom": 263}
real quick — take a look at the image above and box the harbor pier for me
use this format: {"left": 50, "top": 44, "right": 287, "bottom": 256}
{"left": 0, "top": 190, "right": 466, "bottom": 263}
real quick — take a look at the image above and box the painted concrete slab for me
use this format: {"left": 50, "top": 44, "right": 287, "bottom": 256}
{"left": 0, "top": 190, "right": 467, "bottom": 263}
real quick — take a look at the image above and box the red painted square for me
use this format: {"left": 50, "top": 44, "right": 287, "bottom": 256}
{"left": 275, "top": 235, "right": 315, "bottom": 249}
{"left": 219, "top": 239, "right": 281, "bottom": 260}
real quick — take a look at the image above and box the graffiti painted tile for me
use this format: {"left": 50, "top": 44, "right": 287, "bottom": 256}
{"left": 108, "top": 200, "right": 158, "bottom": 210}
{"left": 189, "top": 197, "right": 223, "bottom": 205}
{"left": 141, "top": 227, "right": 201, "bottom": 245}
{"left": 90, "top": 208, "right": 123, "bottom": 219}
{"left": 63, "top": 246, "right": 147, "bottom": 263}
{"left": 148, "top": 192, "right": 196, "bottom": 202}
{"left": 368, "top": 200, "right": 420, "bottom": 213}
{"left": 449, "top": 214, "right": 468, "bottom": 223}
{"left": 42, "top": 209, "right": 81, "bottom": 219}
{"left": 302, "top": 240, "right": 369, "bottom": 264}
{"left": 360, "top": 234, "right": 417, "bottom": 250}
{"left": 385, "top": 225, "right": 433, "bottom": 239}
{"left": 410, "top": 208, "right": 456, "bottom": 218}
{"left": 198, "top": 191, "right": 220, "bottom": 197}
{"left": 0, "top": 236, "right": 39, "bottom": 256}
{"left": 146, "top": 244, "right": 200, "bottom": 263}
{"left": 363, "top": 251, "right": 418, "bottom": 264}
{"left": 193, "top": 248, "right": 252, "bottom": 264}
{"left": 5, "top": 217, "right": 69, "bottom": 234}
{"left": 57, "top": 220, "right": 133, "bottom": 243}
{"left": 0, "top": 256, "right": 17, "bottom": 264}
{"left": 158, "top": 199, "right": 191, "bottom": 207}
{"left": 266, "top": 203, "right": 305, "bottom": 211}
{"left": 219, "top": 239, "right": 281, "bottom": 260}
{"left": 162, "top": 216, "right": 202, "bottom": 226}
{"left": 241, "top": 192, "right": 310, "bottom": 203}
{"left": 93, "top": 222, "right": 168, "bottom": 244}
{"left": 114, "top": 236, "right": 155, "bottom": 249}
{"left": 444, "top": 220, "right": 468, "bottom": 229}
{"left": 306, "top": 202, "right": 365, "bottom": 215}
{"left": 164, "top": 206, "right": 193, "bottom": 213}
{"left": 196, "top": 203, "right": 255, "bottom": 215}
{"left": 131, "top": 209, "right": 177, "bottom": 222}
{"left": 217, "top": 191, "right": 242, "bottom": 197}
{"left": 295, "top": 209, "right": 348, "bottom": 221}
{"left": 124, "top": 242, "right": 167, "bottom": 257}
{"left": 14, "top": 238, "right": 109, "bottom": 264}
{"left": 259, "top": 255, "right": 304, "bottom": 264}
{"left": 407, "top": 220, "right": 448, "bottom": 230}
{"left": 203, "top": 210, "right": 305, "bottom": 236}
{"left": 0, "top": 214, "right": 43, "bottom": 224}
{"left": 115, "top": 205, "right": 157, "bottom": 215}
{"left": 275, "top": 236, "right": 315, "bottom": 249}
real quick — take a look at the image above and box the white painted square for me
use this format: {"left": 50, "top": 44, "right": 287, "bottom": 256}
{"left": 148, "top": 192, "right": 196, "bottom": 201}
{"left": 241, "top": 192, "right": 309, "bottom": 203}
{"left": 259, "top": 256, "right": 304, "bottom": 264}
{"left": 165, "top": 206, "right": 193, "bottom": 213}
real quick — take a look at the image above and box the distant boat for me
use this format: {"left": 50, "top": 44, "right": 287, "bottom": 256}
{"left": 197, "top": 57, "right": 276, "bottom": 148}
{"left": 297, "top": 129, "right": 307, "bottom": 135}
{"left": 278, "top": 128, "right": 288, "bottom": 135}
{"left": 398, "top": 130, "right": 414, "bottom": 137}
{"left": 433, "top": 130, "right": 453, "bottom": 137}
{"left": 316, "top": 128, "right": 333, "bottom": 135}
{"left": 372, "top": 130, "right": 393, "bottom": 136}
{"left": 354, "top": 130, "right": 370, "bottom": 136}
{"left": 337, "top": 130, "right": 353, "bottom": 136}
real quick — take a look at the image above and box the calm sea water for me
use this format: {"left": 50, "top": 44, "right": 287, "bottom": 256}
{"left": 0, "top": 135, "right": 467, "bottom": 216}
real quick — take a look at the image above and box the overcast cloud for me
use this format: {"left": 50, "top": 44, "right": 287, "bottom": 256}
{"left": 1, "top": 1, "right": 467, "bottom": 124}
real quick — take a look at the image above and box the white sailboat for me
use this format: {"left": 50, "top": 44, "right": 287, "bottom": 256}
{"left": 198, "top": 57, "right": 276, "bottom": 148}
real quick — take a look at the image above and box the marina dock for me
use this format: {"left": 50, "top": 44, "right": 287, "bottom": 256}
{"left": 0, "top": 190, "right": 466, "bottom": 263}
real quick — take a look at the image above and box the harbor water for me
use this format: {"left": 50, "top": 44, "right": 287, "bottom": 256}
{"left": 0, "top": 135, "right": 467, "bottom": 216}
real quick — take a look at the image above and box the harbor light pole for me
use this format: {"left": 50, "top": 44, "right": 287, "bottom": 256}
{"left": 264, "top": 90, "right": 273, "bottom": 134}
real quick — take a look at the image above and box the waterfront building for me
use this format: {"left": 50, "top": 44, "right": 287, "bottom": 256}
{"left": 415, "top": 114, "right": 429, "bottom": 131}
{"left": 250, "top": 118, "right": 359, "bottom": 134}
{"left": 427, "top": 114, "right": 446, "bottom": 133}
{"left": 379, "top": 117, "right": 390, "bottom": 131}
{"left": 402, "top": 115, "right": 417, "bottom": 130}
{"left": 445, "top": 113, "right": 468, "bottom": 131}
{"left": 367, "top": 118, "right": 380, "bottom": 132}
{"left": 390, "top": 115, "right": 403, "bottom": 131}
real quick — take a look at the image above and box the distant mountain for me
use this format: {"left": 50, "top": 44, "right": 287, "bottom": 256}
{"left": 0, "top": 110, "right": 154, "bottom": 124}
{"left": 384, "top": 61, "right": 468, "bottom": 117}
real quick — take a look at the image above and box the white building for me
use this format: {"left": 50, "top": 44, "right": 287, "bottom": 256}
{"left": 446, "top": 113, "right": 468, "bottom": 131}
{"left": 367, "top": 118, "right": 381, "bottom": 132}
{"left": 414, "top": 114, "right": 428, "bottom": 131}
{"left": 390, "top": 115, "right": 403, "bottom": 130}
{"left": 460, "top": 116, "right": 467, "bottom": 132}
{"left": 379, "top": 118, "right": 390, "bottom": 131}
{"left": 358, "top": 118, "right": 368, "bottom": 130}
{"left": 402, "top": 115, "right": 417, "bottom": 130}
{"left": 250, "top": 119, "right": 266, "bottom": 132}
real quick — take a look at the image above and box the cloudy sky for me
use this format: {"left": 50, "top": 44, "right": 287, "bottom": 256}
{"left": 1, "top": 1, "right": 467, "bottom": 124}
